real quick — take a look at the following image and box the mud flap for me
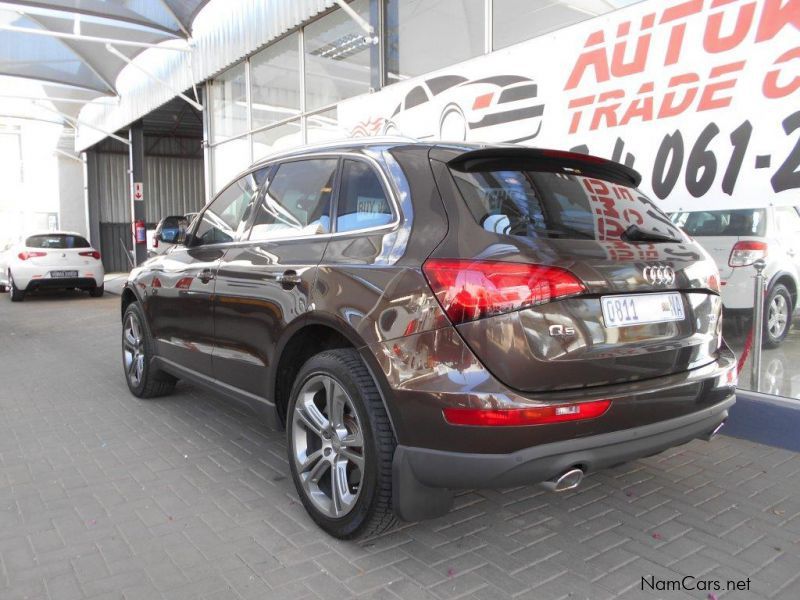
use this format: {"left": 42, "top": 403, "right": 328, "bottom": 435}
{"left": 392, "top": 446, "right": 454, "bottom": 522}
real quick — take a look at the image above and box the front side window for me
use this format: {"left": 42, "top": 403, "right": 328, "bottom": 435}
{"left": 25, "top": 234, "right": 90, "bottom": 249}
{"left": 192, "top": 169, "right": 268, "bottom": 246}
{"left": 249, "top": 159, "right": 338, "bottom": 241}
{"left": 336, "top": 160, "right": 393, "bottom": 232}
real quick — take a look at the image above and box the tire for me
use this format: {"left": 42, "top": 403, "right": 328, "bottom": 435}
{"left": 763, "top": 283, "right": 792, "bottom": 348}
{"left": 90, "top": 285, "right": 104, "bottom": 298}
{"left": 287, "top": 349, "right": 396, "bottom": 539}
{"left": 122, "top": 302, "right": 176, "bottom": 398}
{"left": 8, "top": 272, "right": 24, "bottom": 302}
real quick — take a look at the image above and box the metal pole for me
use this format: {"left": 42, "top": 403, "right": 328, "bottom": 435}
{"left": 129, "top": 121, "right": 147, "bottom": 267}
{"left": 751, "top": 258, "right": 767, "bottom": 391}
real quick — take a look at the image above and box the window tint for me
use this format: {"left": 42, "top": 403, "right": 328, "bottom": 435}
{"left": 337, "top": 160, "right": 393, "bottom": 232}
{"left": 25, "top": 234, "right": 90, "bottom": 249}
{"left": 192, "top": 169, "right": 267, "bottom": 246}
{"left": 249, "top": 159, "right": 338, "bottom": 241}
{"left": 451, "top": 167, "right": 681, "bottom": 241}
{"left": 671, "top": 209, "right": 767, "bottom": 237}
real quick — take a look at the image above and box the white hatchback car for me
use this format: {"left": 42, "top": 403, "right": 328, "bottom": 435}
{"left": 0, "top": 232, "right": 105, "bottom": 302}
{"left": 671, "top": 207, "right": 800, "bottom": 347}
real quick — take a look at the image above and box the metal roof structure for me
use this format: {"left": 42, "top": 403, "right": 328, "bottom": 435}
{"left": 0, "top": 0, "right": 336, "bottom": 150}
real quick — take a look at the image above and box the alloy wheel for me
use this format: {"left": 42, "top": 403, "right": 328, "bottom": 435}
{"left": 291, "top": 374, "right": 365, "bottom": 518}
{"left": 767, "top": 294, "right": 789, "bottom": 338}
{"left": 123, "top": 313, "right": 145, "bottom": 387}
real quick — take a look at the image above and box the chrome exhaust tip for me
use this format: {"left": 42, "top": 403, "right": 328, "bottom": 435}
{"left": 702, "top": 420, "right": 726, "bottom": 442}
{"left": 540, "top": 468, "right": 584, "bottom": 492}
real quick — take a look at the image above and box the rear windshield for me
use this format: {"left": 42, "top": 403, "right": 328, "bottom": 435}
{"left": 450, "top": 167, "right": 681, "bottom": 241}
{"left": 670, "top": 209, "right": 766, "bottom": 237}
{"left": 25, "top": 234, "right": 91, "bottom": 249}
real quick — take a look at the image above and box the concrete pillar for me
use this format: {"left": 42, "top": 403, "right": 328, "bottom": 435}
{"left": 128, "top": 121, "right": 146, "bottom": 266}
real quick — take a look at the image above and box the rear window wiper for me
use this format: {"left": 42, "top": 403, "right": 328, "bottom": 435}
{"left": 621, "top": 224, "right": 682, "bottom": 243}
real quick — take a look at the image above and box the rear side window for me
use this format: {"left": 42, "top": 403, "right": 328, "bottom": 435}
{"left": 249, "top": 158, "right": 337, "bottom": 241}
{"left": 26, "top": 234, "right": 90, "bottom": 249}
{"left": 671, "top": 209, "right": 766, "bottom": 237}
{"left": 450, "top": 167, "right": 680, "bottom": 241}
{"left": 336, "top": 160, "right": 393, "bottom": 233}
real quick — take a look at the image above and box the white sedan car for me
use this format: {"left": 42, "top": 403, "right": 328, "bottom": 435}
{"left": 0, "top": 232, "right": 105, "bottom": 302}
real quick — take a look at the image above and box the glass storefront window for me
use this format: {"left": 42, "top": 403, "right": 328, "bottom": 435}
{"left": 384, "top": 0, "right": 484, "bottom": 83}
{"left": 252, "top": 120, "right": 303, "bottom": 162}
{"left": 250, "top": 33, "right": 302, "bottom": 131}
{"left": 304, "top": 0, "right": 372, "bottom": 112}
{"left": 211, "top": 137, "right": 251, "bottom": 193}
{"left": 306, "top": 108, "right": 347, "bottom": 145}
{"left": 210, "top": 62, "right": 248, "bottom": 144}
{"left": 493, "top": 0, "right": 642, "bottom": 50}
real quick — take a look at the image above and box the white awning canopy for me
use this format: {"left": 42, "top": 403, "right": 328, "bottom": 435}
{"left": 0, "top": 0, "right": 336, "bottom": 151}
{"left": 0, "top": 0, "right": 208, "bottom": 145}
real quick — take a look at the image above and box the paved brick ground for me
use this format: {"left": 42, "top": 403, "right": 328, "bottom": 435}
{"left": 1, "top": 291, "right": 800, "bottom": 600}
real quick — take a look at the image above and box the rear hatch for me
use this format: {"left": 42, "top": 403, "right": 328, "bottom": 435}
{"left": 22, "top": 234, "right": 98, "bottom": 274}
{"left": 427, "top": 148, "right": 722, "bottom": 392}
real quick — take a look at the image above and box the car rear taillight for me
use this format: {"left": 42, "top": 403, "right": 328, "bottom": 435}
{"left": 79, "top": 250, "right": 102, "bottom": 260}
{"left": 728, "top": 241, "right": 767, "bottom": 267}
{"left": 443, "top": 399, "right": 611, "bottom": 426}
{"left": 422, "top": 259, "right": 586, "bottom": 324}
{"left": 18, "top": 251, "right": 47, "bottom": 260}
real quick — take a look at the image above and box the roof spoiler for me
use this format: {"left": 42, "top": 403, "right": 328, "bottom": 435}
{"left": 445, "top": 147, "right": 642, "bottom": 187}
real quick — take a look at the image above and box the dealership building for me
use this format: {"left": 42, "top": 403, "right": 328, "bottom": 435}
{"left": 3, "top": 0, "right": 788, "bottom": 272}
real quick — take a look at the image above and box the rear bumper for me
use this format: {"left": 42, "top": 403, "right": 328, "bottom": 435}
{"left": 23, "top": 277, "right": 99, "bottom": 291}
{"left": 393, "top": 395, "right": 733, "bottom": 521}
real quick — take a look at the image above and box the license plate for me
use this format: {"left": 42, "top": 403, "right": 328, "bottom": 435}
{"left": 601, "top": 292, "right": 684, "bottom": 328}
{"left": 50, "top": 270, "right": 78, "bottom": 278}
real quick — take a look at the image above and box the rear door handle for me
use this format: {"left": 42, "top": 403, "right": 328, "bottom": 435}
{"left": 274, "top": 270, "right": 301, "bottom": 286}
{"left": 196, "top": 269, "right": 215, "bottom": 284}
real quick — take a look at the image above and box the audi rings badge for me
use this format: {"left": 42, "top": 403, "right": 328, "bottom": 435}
{"left": 643, "top": 265, "right": 675, "bottom": 286}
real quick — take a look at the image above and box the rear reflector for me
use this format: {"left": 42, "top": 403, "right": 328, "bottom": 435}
{"left": 79, "top": 250, "right": 102, "bottom": 260}
{"left": 443, "top": 400, "right": 611, "bottom": 426}
{"left": 18, "top": 251, "right": 47, "bottom": 260}
{"left": 423, "top": 259, "right": 585, "bottom": 324}
{"left": 729, "top": 241, "right": 767, "bottom": 267}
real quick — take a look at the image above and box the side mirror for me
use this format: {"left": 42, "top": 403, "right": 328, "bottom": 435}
{"left": 155, "top": 216, "right": 187, "bottom": 245}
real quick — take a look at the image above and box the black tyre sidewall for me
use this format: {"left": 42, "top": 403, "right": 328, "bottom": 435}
{"left": 764, "top": 284, "right": 792, "bottom": 348}
{"left": 9, "top": 272, "right": 24, "bottom": 302}
{"left": 286, "top": 351, "right": 383, "bottom": 539}
{"left": 122, "top": 302, "right": 154, "bottom": 396}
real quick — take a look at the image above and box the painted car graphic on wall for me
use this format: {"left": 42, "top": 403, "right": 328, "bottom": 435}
{"left": 350, "top": 74, "right": 545, "bottom": 144}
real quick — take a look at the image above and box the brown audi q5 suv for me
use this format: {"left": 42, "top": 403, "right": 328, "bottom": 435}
{"left": 121, "top": 140, "right": 736, "bottom": 539}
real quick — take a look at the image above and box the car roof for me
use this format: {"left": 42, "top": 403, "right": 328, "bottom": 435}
{"left": 24, "top": 231, "right": 87, "bottom": 238}
{"left": 250, "top": 137, "right": 483, "bottom": 168}
{"left": 241, "top": 138, "right": 641, "bottom": 188}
